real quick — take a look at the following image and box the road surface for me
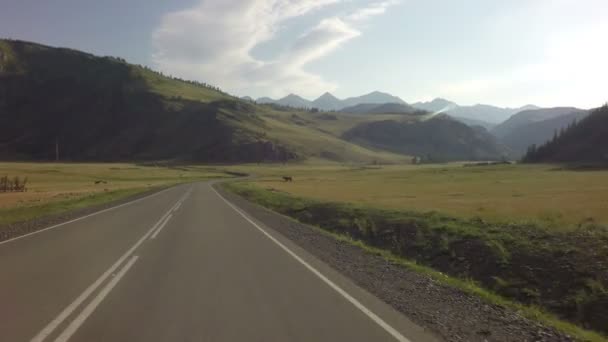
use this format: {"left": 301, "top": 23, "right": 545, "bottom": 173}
{"left": 0, "top": 182, "right": 439, "bottom": 342}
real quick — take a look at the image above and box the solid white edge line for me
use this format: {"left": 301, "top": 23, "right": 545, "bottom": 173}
{"left": 211, "top": 186, "right": 411, "bottom": 342}
{"left": 0, "top": 186, "right": 176, "bottom": 246}
{"left": 150, "top": 214, "right": 173, "bottom": 239}
{"left": 30, "top": 193, "right": 184, "bottom": 342}
{"left": 54, "top": 255, "right": 139, "bottom": 342}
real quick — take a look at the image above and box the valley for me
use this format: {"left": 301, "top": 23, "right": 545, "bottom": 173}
{"left": 1, "top": 36, "right": 607, "bottom": 342}
{"left": 2, "top": 39, "right": 598, "bottom": 165}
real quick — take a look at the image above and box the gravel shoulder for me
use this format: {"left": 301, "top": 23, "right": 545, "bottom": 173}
{"left": 217, "top": 184, "right": 575, "bottom": 342}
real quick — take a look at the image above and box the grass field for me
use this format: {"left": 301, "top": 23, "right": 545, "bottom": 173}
{"left": 1, "top": 161, "right": 607, "bottom": 339}
{"left": 229, "top": 163, "right": 608, "bottom": 228}
{"left": 0, "top": 162, "right": 231, "bottom": 226}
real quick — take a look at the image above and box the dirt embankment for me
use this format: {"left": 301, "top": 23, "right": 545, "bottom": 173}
{"left": 222, "top": 183, "right": 608, "bottom": 338}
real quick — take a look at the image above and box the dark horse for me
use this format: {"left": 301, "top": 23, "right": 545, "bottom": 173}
{"left": 282, "top": 176, "right": 293, "bottom": 182}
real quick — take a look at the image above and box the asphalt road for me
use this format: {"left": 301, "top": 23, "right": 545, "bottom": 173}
{"left": 0, "top": 182, "right": 439, "bottom": 342}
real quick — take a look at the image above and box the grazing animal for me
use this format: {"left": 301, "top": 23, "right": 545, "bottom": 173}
{"left": 282, "top": 176, "right": 293, "bottom": 182}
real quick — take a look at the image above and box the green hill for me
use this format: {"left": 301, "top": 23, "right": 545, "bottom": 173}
{"left": 0, "top": 39, "right": 407, "bottom": 163}
{"left": 497, "top": 109, "right": 588, "bottom": 157}
{"left": 522, "top": 105, "right": 608, "bottom": 164}
{"left": 342, "top": 114, "right": 510, "bottom": 162}
{"left": 0, "top": 39, "right": 514, "bottom": 164}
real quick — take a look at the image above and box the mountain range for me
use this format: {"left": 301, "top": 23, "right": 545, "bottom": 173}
{"left": 491, "top": 107, "right": 588, "bottom": 156}
{"left": 339, "top": 102, "right": 424, "bottom": 115}
{"left": 2, "top": 39, "right": 600, "bottom": 164}
{"left": 522, "top": 105, "right": 608, "bottom": 163}
{"left": 253, "top": 92, "right": 540, "bottom": 126}
{"left": 410, "top": 99, "right": 541, "bottom": 125}
{"left": 0, "top": 39, "right": 512, "bottom": 164}
{"left": 254, "top": 91, "right": 406, "bottom": 111}
{"left": 0, "top": 39, "right": 388, "bottom": 163}
{"left": 343, "top": 114, "right": 509, "bottom": 161}
{"left": 256, "top": 91, "right": 590, "bottom": 158}
{"left": 411, "top": 98, "right": 459, "bottom": 113}
{"left": 447, "top": 104, "right": 540, "bottom": 124}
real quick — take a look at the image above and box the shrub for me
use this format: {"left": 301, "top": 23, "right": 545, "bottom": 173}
{"left": 0, "top": 175, "right": 28, "bottom": 192}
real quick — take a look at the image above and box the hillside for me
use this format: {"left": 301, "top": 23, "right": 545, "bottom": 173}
{"left": 450, "top": 116, "right": 496, "bottom": 130}
{"left": 448, "top": 104, "right": 533, "bottom": 124}
{"left": 340, "top": 102, "right": 424, "bottom": 115}
{"left": 522, "top": 105, "right": 608, "bottom": 163}
{"left": 492, "top": 107, "right": 586, "bottom": 139}
{"left": 0, "top": 40, "right": 285, "bottom": 162}
{"left": 342, "top": 115, "right": 510, "bottom": 161}
{"left": 411, "top": 98, "right": 458, "bottom": 113}
{"left": 494, "top": 108, "right": 588, "bottom": 156}
{"left": 0, "top": 39, "right": 407, "bottom": 163}
{"left": 411, "top": 98, "right": 540, "bottom": 124}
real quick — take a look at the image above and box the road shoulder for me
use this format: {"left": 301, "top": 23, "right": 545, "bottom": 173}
{"left": 216, "top": 183, "right": 573, "bottom": 342}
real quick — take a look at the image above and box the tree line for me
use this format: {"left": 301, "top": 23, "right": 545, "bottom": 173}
{"left": 522, "top": 104, "right": 608, "bottom": 163}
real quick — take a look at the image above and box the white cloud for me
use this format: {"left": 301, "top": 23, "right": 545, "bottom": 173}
{"left": 152, "top": 0, "right": 397, "bottom": 98}
{"left": 346, "top": 0, "right": 399, "bottom": 21}
{"left": 286, "top": 17, "right": 360, "bottom": 67}
{"left": 439, "top": 0, "right": 608, "bottom": 108}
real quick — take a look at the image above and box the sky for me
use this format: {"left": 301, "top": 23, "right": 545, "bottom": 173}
{"left": 1, "top": 0, "right": 607, "bottom": 108}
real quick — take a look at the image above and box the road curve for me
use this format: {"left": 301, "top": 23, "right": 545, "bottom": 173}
{"left": 0, "top": 182, "right": 439, "bottom": 342}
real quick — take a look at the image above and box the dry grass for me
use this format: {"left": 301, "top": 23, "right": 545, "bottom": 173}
{"left": 0, "top": 162, "right": 230, "bottom": 225}
{"left": 229, "top": 163, "right": 608, "bottom": 228}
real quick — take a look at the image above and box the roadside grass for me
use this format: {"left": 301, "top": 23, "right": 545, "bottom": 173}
{"left": 226, "top": 162, "right": 608, "bottom": 229}
{"left": 332, "top": 235, "right": 606, "bottom": 342}
{"left": 0, "top": 187, "right": 149, "bottom": 226}
{"left": 0, "top": 162, "right": 231, "bottom": 226}
{"left": 223, "top": 180, "right": 608, "bottom": 341}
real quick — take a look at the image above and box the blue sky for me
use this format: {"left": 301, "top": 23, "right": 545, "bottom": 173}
{"left": 1, "top": 0, "right": 606, "bottom": 108}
